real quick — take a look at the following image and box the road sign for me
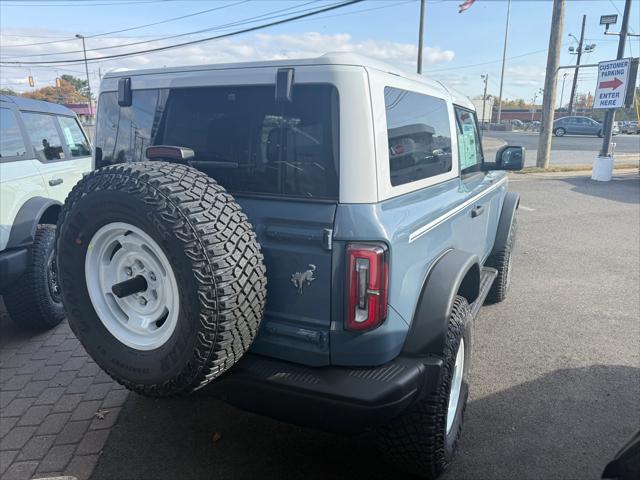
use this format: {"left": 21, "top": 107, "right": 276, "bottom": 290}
{"left": 593, "top": 58, "right": 631, "bottom": 109}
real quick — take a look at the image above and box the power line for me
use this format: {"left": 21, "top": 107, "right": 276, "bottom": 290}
{"left": 1, "top": 0, "right": 322, "bottom": 58}
{"left": 2, "top": 0, "right": 250, "bottom": 48}
{"left": 0, "top": 0, "right": 363, "bottom": 66}
{"left": 1, "top": 0, "right": 173, "bottom": 7}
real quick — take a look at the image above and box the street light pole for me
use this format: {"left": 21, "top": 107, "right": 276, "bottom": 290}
{"left": 496, "top": 0, "right": 511, "bottom": 125}
{"left": 567, "top": 15, "right": 586, "bottom": 115}
{"left": 481, "top": 74, "right": 489, "bottom": 130}
{"left": 75, "top": 34, "right": 93, "bottom": 117}
{"left": 417, "top": 0, "right": 426, "bottom": 74}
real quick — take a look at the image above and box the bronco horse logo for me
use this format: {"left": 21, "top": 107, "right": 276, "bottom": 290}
{"left": 291, "top": 264, "right": 316, "bottom": 294}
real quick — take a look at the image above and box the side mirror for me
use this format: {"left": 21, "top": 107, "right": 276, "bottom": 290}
{"left": 495, "top": 145, "right": 524, "bottom": 170}
{"left": 145, "top": 145, "right": 194, "bottom": 162}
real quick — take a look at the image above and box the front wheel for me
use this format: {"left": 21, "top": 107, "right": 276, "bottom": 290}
{"left": 554, "top": 127, "right": 565, "bottom": 137}
{"left": 485, "top": 217, "right": 517, "bottom": 304}
{"left": 4, "top": 225, "right": 65, "bottom": 329}
{"left": 377, "top": 296, "right": 472, "bottom": 479}
{"left": 597, "top": 130, "right": 603, "bottom": 138}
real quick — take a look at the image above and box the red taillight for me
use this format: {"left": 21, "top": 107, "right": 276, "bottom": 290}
{"left": 346, "top": 243, "right": 389, "bottom": 331}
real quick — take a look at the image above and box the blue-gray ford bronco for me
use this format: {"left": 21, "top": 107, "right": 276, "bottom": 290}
{"left": 56, "top": 53, "right": 523, "bottom": 478}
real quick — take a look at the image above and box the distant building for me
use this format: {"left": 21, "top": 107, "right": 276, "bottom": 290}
{"left": 63, "top": 103, "right": 95, "bottom": 125}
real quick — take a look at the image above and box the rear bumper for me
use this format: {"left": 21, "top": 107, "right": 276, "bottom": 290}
{"left": 219, "top": 353, "right": 443, "bottom": 432}
{"left": 0, "top": 247, "right": 29, "bottom": 293}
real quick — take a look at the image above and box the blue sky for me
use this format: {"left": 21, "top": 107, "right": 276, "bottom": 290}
{"left": 1, "top": 0, "right": 638, "bottom": 104}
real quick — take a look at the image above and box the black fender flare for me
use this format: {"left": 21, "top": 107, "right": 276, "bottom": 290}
{"left": 490, "top": 191, "right": 520, "bottom": 257}
{"left": 6, "top": 197, "right": 61, "bottom": 250}
{"left": 402, "top": 249, "right": 480, "bottom": 357}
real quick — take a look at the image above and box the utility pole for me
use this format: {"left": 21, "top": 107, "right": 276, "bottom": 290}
{"left": 536, "top": 0, "right": 565, "bottom": 169}
{"left": 567, "top": 15, "right": 586, "bottom": 115}
{"left": 75, "top": 34, "right": 93, "bottom": 117}
{"left": 417, "top": 0, "right": 426, "bottom": 74}
{"left": 481, "top": 74, "right": 489, "bottom": 130}
{"left": 598, "top": 0, "right": 632, "bottom": 158}
{"left": 496, "top": 0, "right": 511, "bottom": 124}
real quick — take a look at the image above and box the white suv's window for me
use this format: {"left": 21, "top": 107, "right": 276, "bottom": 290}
{"left": 58, "top": 116, "right": 91, "bottom": 157}
{"left": 0, "top": 108, "right": 27, "bottom": 161}
{"left": 21, "top": 112, "right": 66, "bottom": 161}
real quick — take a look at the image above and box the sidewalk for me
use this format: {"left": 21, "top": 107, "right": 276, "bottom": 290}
{"left": 0, "top": 302, "right": 129, "bottom": 480}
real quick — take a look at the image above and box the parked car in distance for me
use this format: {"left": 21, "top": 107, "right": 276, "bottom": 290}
{"left": 0, "top": 95, "right": 92, "bottom": 329}
{"left": 553, "top": 116, "right": 616, "bottom": 137}
{"left": 620, "top": 120, "right": 638, "bottom": 134}
{"left": 55, "top": 53, "right": 524, "bottom": 479}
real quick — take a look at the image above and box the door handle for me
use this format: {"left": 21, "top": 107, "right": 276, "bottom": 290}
{"left": 49, "top": 178, "right": 63, "bottom": 187}
{"left": 471, "top": 205, "right": 485, "bottom": 218}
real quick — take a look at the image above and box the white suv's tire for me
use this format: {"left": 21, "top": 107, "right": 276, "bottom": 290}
{"left": 56, "top": 162, "right": 267, "bottom": 397}
{"left": 4, "top": 225, "right": 65, "bottom": 330}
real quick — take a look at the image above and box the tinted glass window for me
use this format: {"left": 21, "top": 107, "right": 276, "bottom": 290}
{"left": 95, "top": 89, "right": 167, "bottom": 165}
{"left": 21, "top": 112, "right": 65, "bottom": 161}
{"left": 384, "top": 87, "right": 452, "bottom": 186}
{"left": 159, "top": 85, "right": 339, "bottom": 199}
{"left": 0, "top": 108, "right": 27, "bottom": 160}
{"left": 58, "top": 116, "right": 91, "bottom": 157}
{"left": 455, "top": 107, "right": 483, "bottom": 174}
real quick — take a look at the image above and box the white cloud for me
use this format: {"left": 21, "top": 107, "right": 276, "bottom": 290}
{"left": 0, "top": 29, "right": 455, "bottom": 92}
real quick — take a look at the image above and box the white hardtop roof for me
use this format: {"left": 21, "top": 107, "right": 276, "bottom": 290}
{"left": 103, "top": 52, "right": 474, "bottom": 110}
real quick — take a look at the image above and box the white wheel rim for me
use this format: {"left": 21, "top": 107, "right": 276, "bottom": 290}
{"left": 85, "top": 222, "right": 179, "bottom": 351}
{"left": 446, "top": 338, "right": 465, "bottom": 435}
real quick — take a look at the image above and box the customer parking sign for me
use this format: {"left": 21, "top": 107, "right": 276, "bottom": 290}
{"left": 593, "top": 58, "right": 631, "bottom": 109}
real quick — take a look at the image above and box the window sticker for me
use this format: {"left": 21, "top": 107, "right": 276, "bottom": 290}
{"left": 459, "top": 123, "right": 478, "bottom": 170}
{"left": 63, "top": 126, "right": 75, "bottom": 147}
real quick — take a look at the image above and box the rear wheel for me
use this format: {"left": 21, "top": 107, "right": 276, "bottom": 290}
{"left": 56, "top": 162, "right": 267, "bottom": 397}
{"left": 554, "top": 127, "right": 565, "bottom": 137}
{"left": 4, "top": 225, "right": 65, "bottom": 330}
{"left": 377, "top": 296, "right": 472, "bottom": 479}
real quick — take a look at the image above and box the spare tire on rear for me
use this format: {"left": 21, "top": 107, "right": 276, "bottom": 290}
{"left": 56, "top": 162, "right": 267, "bottom": 397}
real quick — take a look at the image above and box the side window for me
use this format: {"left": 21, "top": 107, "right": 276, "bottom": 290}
{"left": 384, "top": 87, "right": 452, "bottom": 186}
{"left": 21, "top": 112, "right": 65, "bottom": 161}
{"left": 95, "top": 89, "right": 167, "bottom": 166}
{"left": 58, "top": 116, "right": 91, "bottom": 157}
{"left": 0, "top": 108, "right": 27, "bottom": 161}
{"left": 454, "top": 107, "right": 483, "bottom": 174}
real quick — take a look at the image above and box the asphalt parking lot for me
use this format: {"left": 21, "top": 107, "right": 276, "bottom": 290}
{"left": 1, "top": 171, "right": 639, "bottom": 480}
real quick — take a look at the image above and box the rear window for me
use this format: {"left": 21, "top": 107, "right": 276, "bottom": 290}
{"left": 95, "top": 84, "right": 339, "bottom": 200}
{"left": 384, "top": 87, "right": 452, "bottom": 186}
{"left": 0, "top": 108, "right": 27, "bottom": 160}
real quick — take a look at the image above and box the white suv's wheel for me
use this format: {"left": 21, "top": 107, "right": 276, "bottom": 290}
{"left": 56, "top": 162, "right": 267, "bottom": 397}
{"left": 4, "top": 225, "right": 65, "bottom": 329}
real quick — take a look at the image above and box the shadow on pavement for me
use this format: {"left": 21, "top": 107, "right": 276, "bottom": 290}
{"left": 559, "top": 174, "right": 640, "bottom": 205}
{"left": 92, "top": 365, "right": 639, "bottom": 480}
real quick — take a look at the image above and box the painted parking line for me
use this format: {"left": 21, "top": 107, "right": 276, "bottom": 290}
{"left": 519, "top": 205, "right": 535, "bottom": 212}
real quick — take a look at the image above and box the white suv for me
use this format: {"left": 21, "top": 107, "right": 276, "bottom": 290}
{"left": 0, "top": 95, "right": 92, "bottom": 329}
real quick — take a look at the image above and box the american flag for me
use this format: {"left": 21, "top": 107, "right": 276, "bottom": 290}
{"left": 459, "top": 0, "right": 476, "bottom": 13}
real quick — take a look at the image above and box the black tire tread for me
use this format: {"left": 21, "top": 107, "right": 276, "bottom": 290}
{"left": 4, "top": 225, "right": 65, "bottom": 330}
{"left": 485, "top": 216, "right": 517, "bottom": 304}
{"left": 377, "top": 296, "right": 470, "bottom": 479}
{"left": 56, "top": 162, "right": 266, "bottom": 397}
